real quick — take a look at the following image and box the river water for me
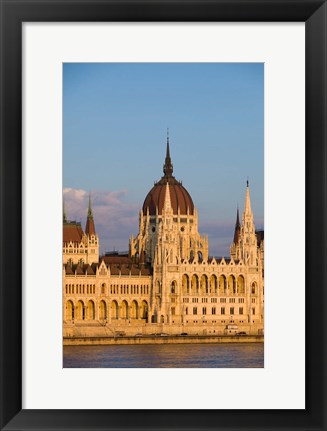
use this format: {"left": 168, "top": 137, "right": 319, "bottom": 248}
{"left": 63, "top": 343, "right": 264, "bottom": 368}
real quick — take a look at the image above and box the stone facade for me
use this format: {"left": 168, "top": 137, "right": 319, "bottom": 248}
{"left": 63, "top": 141, "right": 264, "bottom": 338}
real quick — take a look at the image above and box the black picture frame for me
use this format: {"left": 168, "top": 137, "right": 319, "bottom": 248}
{"left": 1, "top": 1, "right": 326, "bottom": 430}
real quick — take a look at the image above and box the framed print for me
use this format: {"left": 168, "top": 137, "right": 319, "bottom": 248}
{"left": 0, "top": 0, "right": 326, "bottom": 430}
{"left": 62, "top": 62, "right": 265, "bottom": 370}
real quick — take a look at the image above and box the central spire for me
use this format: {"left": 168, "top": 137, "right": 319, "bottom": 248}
{"left": 163, "top": 129, "right": 173, "bottom": 177}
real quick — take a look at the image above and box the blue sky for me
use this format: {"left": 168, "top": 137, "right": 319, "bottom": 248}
{"left": 63, "top": 63, "right": 264, "bottom": 256}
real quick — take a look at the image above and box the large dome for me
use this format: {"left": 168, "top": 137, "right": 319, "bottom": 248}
{"left": 142, "top": 140, "right": 194, "bottom": 216}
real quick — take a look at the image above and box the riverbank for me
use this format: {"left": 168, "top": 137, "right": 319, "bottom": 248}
{"left": 63, "top": 334, "right": 264, "bottom": 346}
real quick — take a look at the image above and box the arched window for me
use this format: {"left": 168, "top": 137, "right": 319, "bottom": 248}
{"left": 99, "top": 300, "right": 107, "bottom": 320}
{"left": 121, "top": 300, "right": 129, "bottom": 319}
{"left": 210, "top": 275, "right": 218, "bottom": 294}
{"left": 87, "top": 300, "right": 95, "bottom": 320}
{"left": 141, "top": 301, "right": 149, "bottom": 322}
{"left": 191, "top": 275, "right": 199, "bottom": 295}
{"left": 201, "top": 275, "right": 208, "bottom": 294}
{"left": 111, "top": 300, "right": 118, "bottom": 319}
{"left": 131, "top": 300, "right": 139, "bottom": 319}
{"left": 76, "top": 300, "right": 85, "bottom": 320}
{"left": 228, "top": 275, "right": 236, "bottom": 294}
{"left": 251, "top": 282, "right": 256, "bottom": 294}
{"left": 66, "top": 300, "right": 74, "bottom": 321}
{"left": 182, "top": 274, "right": 189, "bottom": 295}
{"left": 219, "top": 275, "right": 227, "bottom": 294}
{"left": 237, "top": 276, "right": 245, "bottom": 294}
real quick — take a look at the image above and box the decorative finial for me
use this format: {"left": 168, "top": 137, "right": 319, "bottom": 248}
{"left": 163, "top": 130, "right": 173, "bottom": 177}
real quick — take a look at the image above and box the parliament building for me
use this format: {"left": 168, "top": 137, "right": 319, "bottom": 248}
{"left": 63, "top": 140, "right": 264, "bottom": 337}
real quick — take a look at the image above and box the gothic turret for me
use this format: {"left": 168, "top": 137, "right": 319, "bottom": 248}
{"left": 240, "top": 180, "right": 257, "bottom": 265}
{"left": 85, "top": 193, "right": 96, "bottom": 236}
{"left": 233, "top": 206, "right": 241, "bottom": 244}
{"left": 85, "top": 193, "right": 99, "bottom": 264}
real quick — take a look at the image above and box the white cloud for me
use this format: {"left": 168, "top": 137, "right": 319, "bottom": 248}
{"left": 63, "top": 188, "right": 139, "bottom": 253}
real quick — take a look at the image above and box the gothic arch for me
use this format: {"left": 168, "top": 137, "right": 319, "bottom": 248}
{"left": 228, "top": 275, "right": 236, "bottom": 294}
{"left": 99, "top": 300, "right": 107, "bottom": 320}
{"left": 219, "top": 275, "right": 227, "bottom": 295}
{"left": 210, "top": 275, "right": 218, "bottom": 294}
{"left": 251, "top": 281, "right": 257, "bottom": 294}
{"left": 121, "top": 300, "right": 129, "bottom": 319}
{"left": 131, "top": 300, "right": 139, "bottom": 319}
{"left": 182, "top": 274, "right": 190, "bottom": 295}
{"left": 66, "top": 300, "right": 74, "bottom": 321}
{"left": 171, "top": 280, "right": 177, "bottom": 294}
{"left": 140, "top": 300, "right": 149, "bottom": 321}
{"left": 87, "top": 300, "right": 95, "bottom": 320}
{"left": 237, "top": 275, "right": 245, "bottom": 294}
{"left": 111, "top": 300, "right": 119, "bottom": 320}
{"left": 200, "top": 274, "right": 208, "bottom": 294}
{"left": 191, "top": 274, "right": 199, "bottom": 295}
{"left": 76, "top": 300, "right": 85, "bottom": 320}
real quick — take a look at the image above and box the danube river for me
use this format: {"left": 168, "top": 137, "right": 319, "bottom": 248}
{"left": 63, "top": 343, "right": 264, "bottom": 368}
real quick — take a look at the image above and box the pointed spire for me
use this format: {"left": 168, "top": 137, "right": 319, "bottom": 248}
{"left": 244, "top": 179, "right": 253, "bottom": 215}
{"left": 233, "top": 205, "right": 241, "bottom": 244}
{"left": 85, "top": 193, "right": 96, "bottom": 236}
{"left": 163, "top": 181, "right": 172, "bottom": 211}
{"left": 163, "top": 130, "right": 173, "bottom": 177}
{"left": 235, "top": 205, "right": 240, "bottom": 227}
{"left": 63, "top": 198, "right": 67, "bottom": 223}
{"left": 87, "top": 193, "right": 93, "bottom": 219}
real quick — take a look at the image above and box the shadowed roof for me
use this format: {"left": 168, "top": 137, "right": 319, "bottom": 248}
{"left": 143, "top": 177, "right": 194, "bottom": 216}
{"left": 63, "top": 222, "right": 84, "bottom": 243}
